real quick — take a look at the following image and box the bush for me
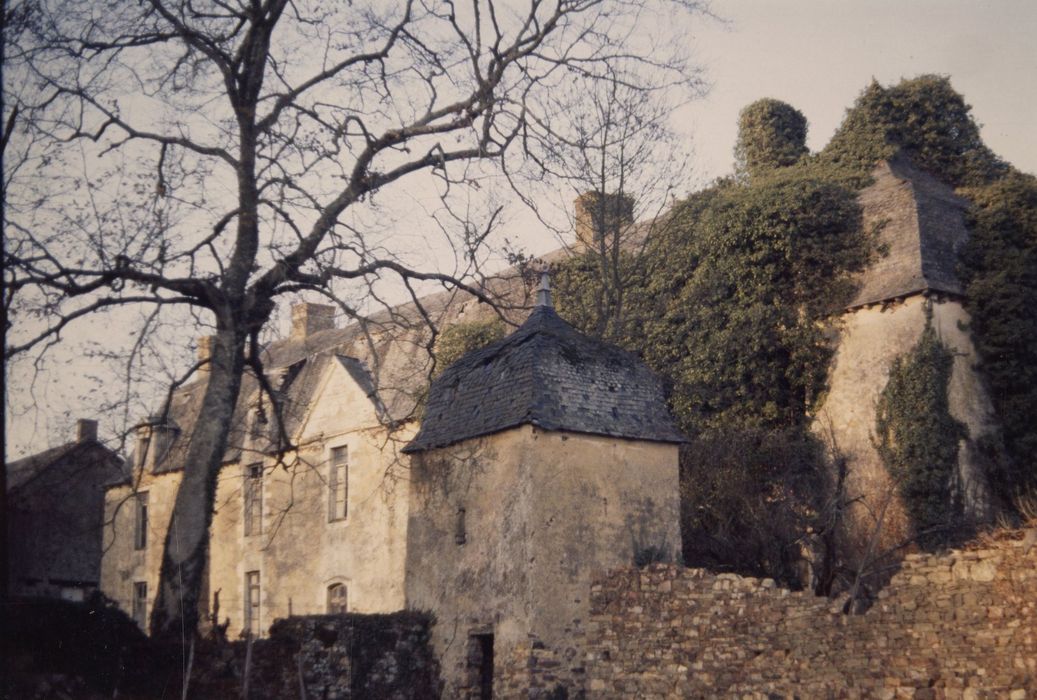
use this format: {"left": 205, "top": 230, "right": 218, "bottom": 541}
{"left": 0, "top": 592, "right": 153, "bottom": 695}
{"left": 679, "top": 427, "right": 827, "bottom": 588}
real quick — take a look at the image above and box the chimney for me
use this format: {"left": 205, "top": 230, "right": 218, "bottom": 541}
{"left": 291, "top": 303, "right": 336, "bottom": 340}
{"left": 197, "top": 335, "right": 215, "bottom": 376}
{"left": 574, "top": 191, "right": 635, "bottom": 251}
{"left": 77, "top": 419, "right": 98, "bottom": 443}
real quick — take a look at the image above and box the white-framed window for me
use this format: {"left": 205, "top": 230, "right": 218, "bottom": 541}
{"left": 244, "top": 463, "right": 263, "bottom": 536}
{"left": 328, "top": 446, "right": 348, "bottom": 521}
{"left": 134, "top": 492, "right": 149, "bottom": 550}
{"left": 327, "top": 582, "right": 348, "bottom": 614}
{"left": 244, "top": 570, "right": 261, "bottom": 636}
{"left": 133, "top": 581, "right": 148, "bottom": 630}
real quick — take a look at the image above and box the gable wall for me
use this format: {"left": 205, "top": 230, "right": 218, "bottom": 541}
{"left": 100, "top": 469, "right": 182, "bottom": 628}
{"left": 101, "top": 360, "right": 413, "bottom": 636}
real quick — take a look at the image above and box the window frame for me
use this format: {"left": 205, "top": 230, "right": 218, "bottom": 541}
{"left": 244, "top": 570, "right": 261, "bottom": 637}
{"left": 328, "top": 445, "right": 348, "bottom": 522}
{"left": 132, "top": 581, "right": 148, "bottom": 630}
{"left": 243, "top": 463, "right": 263, "bottom": 536}
{"left": 326, "top": 582, "right": 348, "bottom": 614}
{"left": 133, "top": 492, "right": 149, "bottom": 550}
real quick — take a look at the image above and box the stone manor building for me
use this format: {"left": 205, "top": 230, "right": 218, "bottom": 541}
{"left": 99, "top": 272, "right": 683, "bottom": 695}
{"left": 31, "top": 152, "right": 1000, "bottom": 694}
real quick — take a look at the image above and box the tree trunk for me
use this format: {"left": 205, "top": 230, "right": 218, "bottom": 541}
{"left": 150, "top": 328, "right": 247, "bottom": 641}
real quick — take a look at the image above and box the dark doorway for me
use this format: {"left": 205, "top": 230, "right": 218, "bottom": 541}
{"left": 468, "top": 632, "right": 494, "bottom": 700}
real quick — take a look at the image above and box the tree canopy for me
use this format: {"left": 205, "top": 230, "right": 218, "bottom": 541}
{"left": 2, "top": 0, "right": 704, "bottom": 637}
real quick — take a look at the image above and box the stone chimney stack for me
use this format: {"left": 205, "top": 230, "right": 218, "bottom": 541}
{"left": 291, "top": 303, "right": 336, "bottom": 341}
{"left": 77, "top": 419, "right": 98, "bottom": 443}
{"left": 574, "top": 191, "right": 635, "bottom": 251}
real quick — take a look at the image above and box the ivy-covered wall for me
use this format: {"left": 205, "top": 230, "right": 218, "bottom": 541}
{"left": 875, "top": 319, "right": 967, "bottom": 548}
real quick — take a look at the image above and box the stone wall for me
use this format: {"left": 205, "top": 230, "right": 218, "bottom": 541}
{"left": 584, "top": 531, "right": 1036, "bottom": 698}
{"left": 191, "top": 612, "right": 439, "bottom": 699}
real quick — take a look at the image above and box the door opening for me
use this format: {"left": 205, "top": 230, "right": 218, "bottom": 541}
{"left": 467, "top": 632, "right": 494, "bottom": 699}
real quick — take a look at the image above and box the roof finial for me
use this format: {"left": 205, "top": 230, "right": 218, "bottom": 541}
{"left": 536, "top": 266, "right": 552, "bottom": 308}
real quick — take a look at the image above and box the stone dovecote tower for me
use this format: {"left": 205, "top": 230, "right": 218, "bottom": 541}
{"left": 403, "top": 272, "right": 684, "bottom": 698}
{"left": 815, "top": 154, "right": 998, "bottom": 558}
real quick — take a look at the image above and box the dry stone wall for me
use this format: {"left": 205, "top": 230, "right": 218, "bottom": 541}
{"left": 584, "top": 531, "right": 1036, "bottom": 699}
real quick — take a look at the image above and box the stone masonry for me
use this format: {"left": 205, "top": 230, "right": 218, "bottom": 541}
{"left": 583, "top": 530, "right": 1036, "bottom": 698}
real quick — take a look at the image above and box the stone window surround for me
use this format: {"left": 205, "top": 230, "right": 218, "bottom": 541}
{"left": 244, "top": 570, "right": 261, "bottom": 637}
{"left": 328, "top": 444, "right": 349, "bottom": 523}
{"left": 327, "top": 581, "right": 348, "bottom": 614}
{"left": 133, "top": 492, "right": 149, "bottom": 550}
{"left": 243, "top": 462, "right": 263, "bottom": 536}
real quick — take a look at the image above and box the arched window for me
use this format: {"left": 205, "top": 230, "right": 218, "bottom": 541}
{"left": 327, "top": 583, "right": 347, "bottom": 614}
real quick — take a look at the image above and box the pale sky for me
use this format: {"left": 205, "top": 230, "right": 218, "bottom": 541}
{"left": 6, "top": 0, "right": 1036, "bottom": 458}
{"left": 678, "top": 0, "right": 1037, "bottom": 186}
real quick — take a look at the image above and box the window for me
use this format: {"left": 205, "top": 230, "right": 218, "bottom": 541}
{"left": 244, "top": 571, "right": 261, "bottom": 636}
{"left": 455, "top": 507, "right": 467, "bottom": 545}
{"left": 327, "top": 583, "right": 348, "bottom": 614}
{"left": 328, "top": 446, "right": 348, "bottom": 521}
{"left": 244, "top": 463, "right": 263, "bottom": 536}
{"left": 133, "top": 581, "right": 148, "bottom": 630}
{"left": 466, "top": 633, "right": 494, "bottom": 700}
{"left": 134, "top": 492, "right": 149, "bottom": 550}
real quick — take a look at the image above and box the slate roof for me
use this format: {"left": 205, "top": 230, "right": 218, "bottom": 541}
{"left": 404, "top": 303, "right": 685, "bottom": 453}
{"left": 850, "top": 155, "right": 970, "bottom": 309}
{"left": 140, "top": 265, "right": 545, "bottom": 475}
{"left": 8, "top": 440, "right": 124, "bottom": 493}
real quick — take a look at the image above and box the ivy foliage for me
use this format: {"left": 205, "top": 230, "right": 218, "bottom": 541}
{"left": 875, "top": 321, "right": 968, "bottom": 548}
{"left": 555, "top": 169, "right": 866, "bottom": 585}
{"left": 553, "top": 74, "right": 1036, "bottom": 574}
{"left": 554, "top": 248, "right": 649, "bottom": 348}
{"left": 959, "top": 171, "right": 1037, "bottom": 499}
{"left": 820, "top": 75, "right": 1006, "bottom": 186}
{"left": 735, "top": 98, "right": 809, "bottom": 180}
{"left": 642, "top": 172, "right": 866, "bottom": 431}
{"left": 432, "top": 317, "right": 506, "bottom": 377}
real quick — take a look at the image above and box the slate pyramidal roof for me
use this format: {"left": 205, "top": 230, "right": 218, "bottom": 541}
{"left": 849, "top": 154, "right": 970, "bottom": 309}
{"left": 404, "top": 281, "right": 685, "bottom": 453}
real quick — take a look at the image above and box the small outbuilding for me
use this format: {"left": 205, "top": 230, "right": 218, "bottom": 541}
{"left": 404, "top": 272, "right": 684, "bottom": 697}
{"left": 6, "top": 419, "right": 124, "bottom": 601}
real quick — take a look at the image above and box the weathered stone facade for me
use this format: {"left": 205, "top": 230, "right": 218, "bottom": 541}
{"left": 101, "top": 346, "right": 414, "bottom": 637}
{"left": 407, "top": 426, "right": 680, "bottom": 697}
{"left": 583, "top": 530, "right": 1036, "bottom": 698}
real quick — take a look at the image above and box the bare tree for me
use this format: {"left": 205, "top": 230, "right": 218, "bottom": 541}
{"left": 3, "top": 0, "right": 702, "bottom": 639}
{"left": 519, "top": 68, "right": 699, "bottom": 342}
